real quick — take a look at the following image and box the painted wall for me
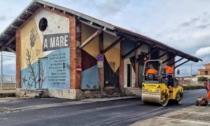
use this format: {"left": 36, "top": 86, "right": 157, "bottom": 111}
{"left": 81, "top": 24, "right": 120, "bottom": 89}
{"left": 81, "top": 24, "right": 99, "bottom": 89}
{"left": 124, "top": 58, "right": 135, "bottom": 87}
{"left": 205, "top": 64, "right": 210, "bottom": 69}
{"left": 20, "top": 9, "right": 70, "bottom": 89}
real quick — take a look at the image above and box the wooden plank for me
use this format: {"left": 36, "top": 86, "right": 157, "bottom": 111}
{"left": 102, "top": 37, "right": 123, "bottom": 54}
{"left": 80, "top": 29, "right": 102, "bottom": 49}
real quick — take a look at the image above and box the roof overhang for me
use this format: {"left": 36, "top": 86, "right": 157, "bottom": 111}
{"left": 0, "top": 0, "right": 202, "bottom": 63}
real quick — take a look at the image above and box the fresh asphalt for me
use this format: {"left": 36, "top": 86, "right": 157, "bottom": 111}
{"left": 0, "top": 89, "right": 206, "bottom": 126}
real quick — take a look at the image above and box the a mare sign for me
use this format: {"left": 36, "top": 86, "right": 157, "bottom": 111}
{"left": 43, "top": 33, "right": 69, "bottom": 51}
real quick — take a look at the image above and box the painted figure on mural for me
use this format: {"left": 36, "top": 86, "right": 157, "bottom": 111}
{"left": 24, "top": 28, "right": 46, "bottom": 89}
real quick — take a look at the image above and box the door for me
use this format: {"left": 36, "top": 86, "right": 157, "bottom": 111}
{"left": 127, "top": 64, "right": 131, "bottom": 87}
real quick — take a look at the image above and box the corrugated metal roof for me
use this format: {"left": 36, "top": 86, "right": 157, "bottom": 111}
{"left": 0, "top": 0, "right": 202, "bottom": 62}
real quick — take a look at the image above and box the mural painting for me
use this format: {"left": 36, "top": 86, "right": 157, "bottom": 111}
{"left": 20, "top": 10, "right": 70, "bottom": 90}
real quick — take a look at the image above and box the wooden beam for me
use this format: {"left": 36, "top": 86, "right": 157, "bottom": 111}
{"left": 102, "top": 37, "right": 124, "bottom": 54}
{"left": 143, "top": 48, "right": 158, "bottom": 57}
{"left": 2, "top": 34, "right": 10, "bottom": 38}
{"left": 169, "top": 57, "right": 184, "bottom": 66}
{"left": 175, "top": 60, "right": 190, "bottom": 69}
{"left": 1, "top": 36, "right": 15, "bottom": 50}
{"left": 11, "top": 25, "right": 19, "bottom": 29}
{"left": 26, "top": 10, "right": 33, "bottom": 15}
{"left": 162, "top": 56, "right": 175, "bottom": 64}
{"left": 163, "top": 55, "right": 175, "bottom": 64}
{"left": 6, "top": 47, "right": 16, "bottom": 54}
{"left": 135, "top": 43, "right": 139, "bottom": 87}
{"left": 119, "top": 41, "right": 124, "bottom": 91}
{"left": 158, "top": 51, "right": 169, "bottom": 59}
{"left": 80, "top": 29, "right": 102, "bottom": 49}
{"left": 99, "top": 32, "right": 104, "bottom": 91}
{"left": 18, "top": 18, "right": 26, "bottom": 22}
{"left": 79, "top": 20, "right": 117, "bottom": 36}
{"left": 123, "top": 43, "right": 143, "bottom": 59}
{"left": 6, "top": 36, "right": 15, "bottom": 46}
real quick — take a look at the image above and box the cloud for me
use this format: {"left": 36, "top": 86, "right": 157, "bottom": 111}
{"left": 195, "top": 46, "right": 210, "bottom": 56}
{"left": 0, "top": 16, "right": 6, "bottom": 21}
{"left": 96, "top": 0, "right": 131, "bottom": 15}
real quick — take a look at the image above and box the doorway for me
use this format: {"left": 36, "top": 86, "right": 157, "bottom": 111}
{"left": 127, "top": 64, "right": 131, "bottom": 87}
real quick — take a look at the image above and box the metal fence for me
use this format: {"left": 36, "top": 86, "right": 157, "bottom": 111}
{"left": 0, "top": 75, "right": 16, "bottom": 91}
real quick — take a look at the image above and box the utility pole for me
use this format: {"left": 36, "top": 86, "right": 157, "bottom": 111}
{"left": 1, "top": 51, "right": 2, "bottom": 91}
{"left": 191, "top": 64, "right": 192, "bottom": 84}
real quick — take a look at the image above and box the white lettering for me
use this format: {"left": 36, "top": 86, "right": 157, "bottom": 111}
{"left": 44, "top": 39, "right": 48, "bottom": 49}
{"left": 60, "top": 36, "right": 64, "bottom": 47}
{"left": 56, "top": 36, "right": 60, "bottom": 47}
{"left": 64, "top": 35, "right": 68, "bottom": 46}
{"left": 50, "top": 37, "right": 55, "bottom": 48}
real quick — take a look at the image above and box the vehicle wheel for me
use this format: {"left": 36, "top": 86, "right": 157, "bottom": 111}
{"left": 176, "top": 91, "right": 183, "bottom": 104}
{"left": 160, "top": 92, "right": 169, "bottom": 106}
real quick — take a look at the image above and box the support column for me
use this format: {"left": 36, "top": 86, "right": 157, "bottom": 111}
{"left": 69, "top": 16, "right": 81, "bottom": 99}
{"left": 119, "top": 40, "right": 124, "bottom": 91}
{"left": 135, "top": 44, "right": 139, "bottom": 88}
{"left": 16, "top": 30, "right": 21, "bottom": 89}
{"left": 75, "top": 21, "right": 82, "bottom": 89}
{"left": 99, "top": 33, "right": 104, "bottom": 91}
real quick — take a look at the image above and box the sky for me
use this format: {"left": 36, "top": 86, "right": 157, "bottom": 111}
{"left": 0, "top": 0, "right": 210, "bottom": 76}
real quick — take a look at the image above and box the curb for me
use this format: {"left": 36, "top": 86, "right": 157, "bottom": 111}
{"left": 81, "top": 96, "right": 140, "bottom": 102}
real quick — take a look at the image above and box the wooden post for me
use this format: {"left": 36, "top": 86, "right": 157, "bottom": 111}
{"left": 75, "top": 20, "right": 82, "bottom": 89}
{"left": 99, "top": 33, "right": 104, "bottom": 91}
{"left": 119, "top": 40, "right": 124, "bottom": 91}
{"left": 135, "top": 44, "right": 139, "bottom": 88}
{"left": 16, "top": 29, "right": 21, "bottom": 89}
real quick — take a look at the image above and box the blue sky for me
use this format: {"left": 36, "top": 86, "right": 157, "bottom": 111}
{"left": 1, "top": 0, "right": 210, "bottom": 76}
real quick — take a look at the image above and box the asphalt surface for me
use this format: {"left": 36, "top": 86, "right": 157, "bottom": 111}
{"left": 0, "top": 89, "right": 206, "bottom": 126}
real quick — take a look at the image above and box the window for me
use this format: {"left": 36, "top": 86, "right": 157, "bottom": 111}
{"left": 205, "top": 71, "right": 208, "bottom": 75}
{"left": 39, "top": 17, "right": 48, "bottom": 31}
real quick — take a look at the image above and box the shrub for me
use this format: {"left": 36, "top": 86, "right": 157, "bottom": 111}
{"left": 198, "top": 76, "right": 208, "bottom": 82}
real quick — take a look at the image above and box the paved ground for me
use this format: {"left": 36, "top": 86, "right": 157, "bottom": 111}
{"left": 131, "top": 106, "right": 210, "bottom": 126}
{"left": 0, "top": 89, "right": 206, "bottom": 126}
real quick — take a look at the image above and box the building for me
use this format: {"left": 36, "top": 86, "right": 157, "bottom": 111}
{"left": 0, "top": 0, "right": 201, "bottom": 99}
{"left": 199, "top": 63, "right": 210, "bottom": 76}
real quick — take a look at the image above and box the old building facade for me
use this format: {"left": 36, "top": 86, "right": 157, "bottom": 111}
{"left": 0, "top": 0, "right": 201, "bottom": 99}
